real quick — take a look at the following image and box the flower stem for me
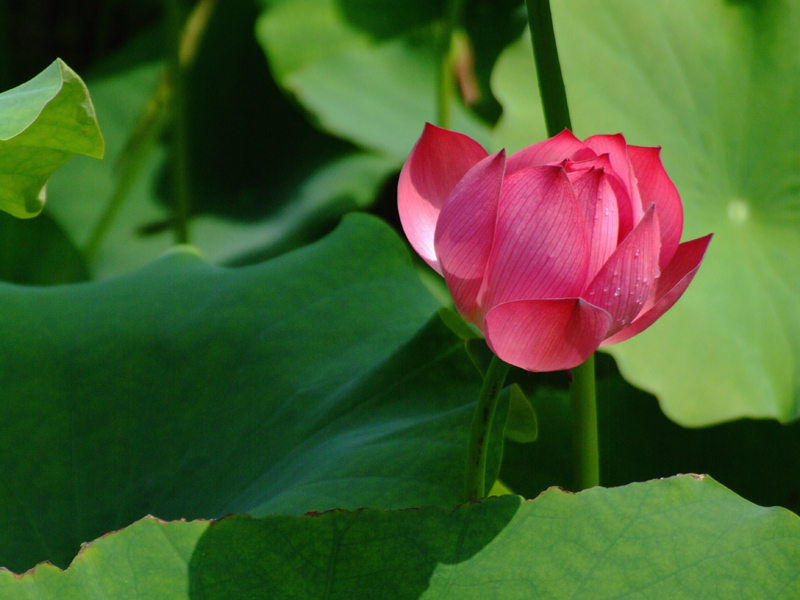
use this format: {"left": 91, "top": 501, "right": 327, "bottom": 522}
{"left": 570, "top": 353, "right": 599, "bottom": 490}
{"left": 465, "top": 354, "right": 511, "bottom": 501}
{"left": 525, "top": 0, "right": 572, "bottom": 136}
{"left": 164, "top": 0, "right": 191, "bottom": 244}
{"left": 436, "top": 0, "right": 465, "bottom": 129}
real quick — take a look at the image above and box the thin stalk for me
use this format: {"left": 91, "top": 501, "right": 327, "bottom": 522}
{"left": 435, "top": 0, "right": 465, "bottom": 129}
{"left": 83, "top": 0, "right": 217, "bottom": 259}
{"left": 164, "top": 0, "right": 191, "bottom": 244}
{"left": 525, "top": 0, "right": 572, "bottom": 136}
{"left": 569, "top": 354, "right": 599, "bottom": 490}
{"left": 465, "top": 354, "right": 511, "bottom": 501}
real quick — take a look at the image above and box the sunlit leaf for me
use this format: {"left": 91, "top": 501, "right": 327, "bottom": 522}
{"left": 0, "top": 59, "right": 103, "bottom": 218}
{"left": 256, "top": 0, "right": 491, "bottom": 158}
{"left": 5, "top": 476, "right": 799, "bottom": 599}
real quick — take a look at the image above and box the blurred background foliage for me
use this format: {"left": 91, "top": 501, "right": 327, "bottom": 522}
{"left": 0, "top": 0, "right": 798, "bottom": 521}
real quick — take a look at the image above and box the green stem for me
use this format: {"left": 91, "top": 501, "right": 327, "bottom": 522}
{"left": 525, "top": 0, "right": 572, "bottom": 136}
{"left": 435, "top": 0, "right": 465, "bottom": 129}
{"left": 465, "top": 354, "right": 511, "bottom": 501}
{"left": 570, "top": 354, "right": 599, "bottom": 490}
{"left": 165, "top": 0, "right": 191, "bottom": 244}
{"left": 526, "top": 0, "right": 597, "bottom": 488}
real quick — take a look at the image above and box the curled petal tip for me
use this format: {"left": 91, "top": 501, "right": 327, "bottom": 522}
{"left": 397, "top": 125, "right": 488, "bottom": 271}
{"left": 601, "top": 233, "right": 712, "bottom": 345}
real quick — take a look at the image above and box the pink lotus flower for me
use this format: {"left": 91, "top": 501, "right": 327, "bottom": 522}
{"left": 398, "top": 124, "right": 712, "bottom": 371}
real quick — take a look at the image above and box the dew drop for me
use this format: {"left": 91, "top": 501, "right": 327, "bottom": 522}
{"left": 634, "top": 249, "right": 640, "bottom": 258}
{"left": 613, "top": 287, "right": 621, "bottom": 297}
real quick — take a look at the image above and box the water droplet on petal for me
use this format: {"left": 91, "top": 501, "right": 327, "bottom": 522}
{"left": 613, "top": 287, "right": 621, "bottom": 297}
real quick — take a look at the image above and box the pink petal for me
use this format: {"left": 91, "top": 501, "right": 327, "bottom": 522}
{"left": 484, "top": 298, "right": 613, "bottom": 371}
{"left": 434, "top": 151, "right": 506, "bottom": 322}
{"left": 582, "top": 204, "right": 661, "bottom": 337}
{"left": 398, "top": 123, "right": 488, "bottom": 272}
{"left": 601, "top": 234, "right": 713, "bottom": 345}
{"left": 569, "top": 167, "right": 619, "bottom": 281}
{"left": 506, "top": 130, "right": 594, "bottom": 174}
{"left": 628, "top": 145, "right": 683, "bottom": 269}
{"left": 583, "top": 134, "right": 643, "bottom": 240}
{"left": 564, "top": 153, "right": 612, "bottom": 176}
{"left": 482, "top": 166, "right": 590, "bottom": 316}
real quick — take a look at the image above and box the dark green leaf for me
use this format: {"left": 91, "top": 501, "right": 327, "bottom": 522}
{"left": 0, "top": 214, "right": 489, "bottom": 572}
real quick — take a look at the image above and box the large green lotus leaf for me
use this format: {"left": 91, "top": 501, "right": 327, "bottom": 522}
{"left": 492, "top": 1, "right": 800, "bottom": 426}
{"left": 255, "top": 0, "right": 490, "bottom": 159}
{"left": 47, "top": 2, "right": 395, "bottom": 279}
{"left": 191, "top": 476, "right": 800, "bottom": 598}
{"left": 0, "top": 59, "right": 103, "bottom": 218}
{"left": 0, "top": 214, "right": 500, "bottom": 573}
{"left": 5, "top": 477, "right": 799, "bottom": 598}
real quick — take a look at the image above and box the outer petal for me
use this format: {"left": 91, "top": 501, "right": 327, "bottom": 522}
{"left": 398, "top": 123, "right": 488, "bottom": 272}
{"left": 582, "top": 204, "right": 661, "bottom": 337}
{"left": 628, "top": 145, "right": 683, "bottom": 269}
{"left": 484, "top": 298, "right": 613, "bottom": 371}
{"left": 601, "top": 234, "right": 713, "bottom": 345}
{"left": 583, "top": 134, "right": 643, "bottom": 240}
{"left": 482, "top": 166, "right": 590, "bottom": 316}
{"left": 568, "top": 167, "right": 619, "bottom": 281}
{"left": 435, "top": 151, "right": 506, "bottom": 322}
{"left": 506, "top": 129, "right": 594, "bottom": 174}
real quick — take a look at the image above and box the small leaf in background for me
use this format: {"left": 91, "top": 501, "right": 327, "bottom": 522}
{"left": 493, "top": 0, "right": 800, "bottom": 426}
{"left": 255, "top": 0, "right": 491, "bottom": 159}
{"left": 0, "top": 59, "right": 103, "bottom": 218}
